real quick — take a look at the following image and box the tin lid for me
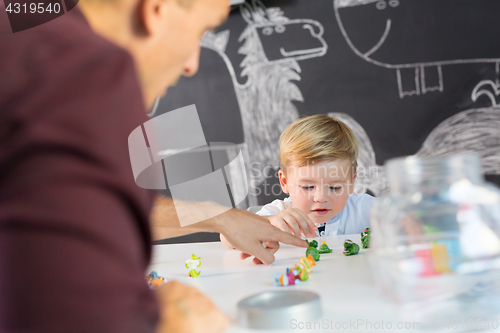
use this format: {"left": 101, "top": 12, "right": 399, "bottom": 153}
{"left": 237, "top": 290, "right": 322, "bottom": 329}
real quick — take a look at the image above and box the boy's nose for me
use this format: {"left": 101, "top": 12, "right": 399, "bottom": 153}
{"left": 313, "top": 189, "right": 328, "bottom": 202}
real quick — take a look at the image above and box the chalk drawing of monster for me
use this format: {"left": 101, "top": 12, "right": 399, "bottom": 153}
{"left": 201, "top": 0, "right": 328, "bottom": 204}
{"left": 418, "top": 80, "right": 500, "bottom": 175}
{"left": 334, "top": 0, "right": 500, "bottom": 98}
{"left": 329, "top": 80, "right": 500, "bottom": 196}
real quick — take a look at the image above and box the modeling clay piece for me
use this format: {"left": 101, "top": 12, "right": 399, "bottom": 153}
{"left": 306, "top": 246, "right": 320, "bottom": 261}
{"left": 146, "top": 271, "right": 167, "bottom": 289}
{"left": 294, "top": 263, "right": 309, "bottom": 281}
{"left": 274, "top": 254, "right": 317, "bottom": 286}
{"left": 305, "top": 239, "right": 320, "bottom": 260}
{"left": 306, "top": 240, "right": 318, "bottom": 248}
{"left": 297, "top": 254, "right": 316, "bottom": 274}
{"left": 361, "top": 228, "right": 371, "bottom": 249}
{"left": 318, "top": 241, "right": 333, "bottom": 253}
{"left": 343, "top": 239, "right": 360, "bottom": 256}
{"left": 273, "top": 268, "right": 300, "bottom": 286}
{"left": 185, "top": 254, "right": 201, "bottom": 277}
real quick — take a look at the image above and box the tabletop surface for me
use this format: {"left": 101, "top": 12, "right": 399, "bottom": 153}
{"left": 147, "top": 235, "right": 473, "bottom": 333}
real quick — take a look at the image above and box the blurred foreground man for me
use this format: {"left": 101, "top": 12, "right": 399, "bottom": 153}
{"left": 0, "top": 0, "right": 310, "bottom": 332}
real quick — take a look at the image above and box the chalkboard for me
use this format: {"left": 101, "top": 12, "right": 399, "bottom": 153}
{"left": 154, "top": 0, "right": 500, "bottom": 227}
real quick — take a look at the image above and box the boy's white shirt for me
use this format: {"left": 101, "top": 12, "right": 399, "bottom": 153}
{"left": 256, "top": 194, "right": 376, "bottom": 236}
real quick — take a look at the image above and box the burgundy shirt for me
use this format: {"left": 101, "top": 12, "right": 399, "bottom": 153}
{"left": 0, "top": 7, "right": 159, "bottom": 333}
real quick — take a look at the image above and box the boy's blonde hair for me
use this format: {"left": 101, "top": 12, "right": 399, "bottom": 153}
{"left": 279, "top": 114, "right": 359, "bottom": 174}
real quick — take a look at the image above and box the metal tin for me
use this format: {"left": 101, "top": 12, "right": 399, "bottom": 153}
{"left": 237, "top": 290, "right": 322, "bottom": 329}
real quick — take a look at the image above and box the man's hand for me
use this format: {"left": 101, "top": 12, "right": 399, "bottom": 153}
{"left": 155, "top": 281, "right": 229, "bottom": 333}
{"left": 267, "top": 208, "right": 317, "bottom": 238}
{"left": 150, "top": 197, "right": 308, "bottom": 265}
{"left": 238, "top": 240, "right": 280, "bottom": 265}
{"left": 217, "top": 209, "right": 308, "bottom": 265}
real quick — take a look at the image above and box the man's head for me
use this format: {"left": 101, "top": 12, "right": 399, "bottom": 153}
{"left": 278, "top": 115, "right": 359, "bottom": 224}
{"left": 80, "top": 0, "right": 230, "bottom": 109}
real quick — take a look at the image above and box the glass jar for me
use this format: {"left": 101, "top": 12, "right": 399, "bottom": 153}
{"left": 370, "top": 153, "right": 500, "bottom": 324}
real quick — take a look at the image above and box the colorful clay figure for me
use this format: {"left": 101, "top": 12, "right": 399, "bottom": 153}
{"left": 185, "top": 254, "right": 201, "bottom": 277}
{"left": 361, "top": 228, "right": 371, "bottom": 249}
{"left": 298, "top": 254, "right": 316, "bottom": 274}
{"left": 274, "top": 254, "right": 317, "bottom": 286}
{"left": 294, "top": 263, "right": 309, "bottom": 281}
{"left": 146, "top": 271, "right": 166, "bottom": 289}
{"left": 343, "top": 239, "right": 359, "bottom": 256}
{"left": 274, "top": 268, "right": 300, "bottom": 286}
{"left": 318, "top": 241, "right": 332, "bottom": 253}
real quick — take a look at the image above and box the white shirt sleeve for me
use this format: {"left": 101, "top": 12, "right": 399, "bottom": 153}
{"left": 256, "top": 197, "right": 293, "bottom": 216}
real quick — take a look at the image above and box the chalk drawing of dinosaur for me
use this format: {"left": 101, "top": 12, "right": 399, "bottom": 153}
{"left": 334, "top": 0, "right": 500, "bottom": 98}
{"left": 201, "top": 0, "right": 328, "bottom": 205}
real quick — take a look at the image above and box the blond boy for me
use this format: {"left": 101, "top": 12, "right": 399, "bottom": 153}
{"left": 221, "top": 115, "right": 375, "bottom": 251}
{"left": 222, "top": 114, "right": 376, "bottom": 251}
{"left": 258, "top": 114, "right": 376, "bottom": 236}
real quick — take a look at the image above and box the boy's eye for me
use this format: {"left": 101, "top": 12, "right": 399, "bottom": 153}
{"left": 330, "top": 186, "right": 342, "bottom": 191}
{"left": 301, "top": 186, "right": 314, "bottom": 190}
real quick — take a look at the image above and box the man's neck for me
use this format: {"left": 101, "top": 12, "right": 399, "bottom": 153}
{"left": 78, "top": 1, "right": 133, "bottom": 49}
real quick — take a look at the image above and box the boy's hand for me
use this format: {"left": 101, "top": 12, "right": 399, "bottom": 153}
{"left": 155, "top": 280, "right": 229, "bottom": 333}
{"left": 268, "top": 208, "right": 318, "bottom": 238}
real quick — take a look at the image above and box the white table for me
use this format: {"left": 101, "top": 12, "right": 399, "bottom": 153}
{"left": 148, "top": 235, "right": 451, "bottom": 332}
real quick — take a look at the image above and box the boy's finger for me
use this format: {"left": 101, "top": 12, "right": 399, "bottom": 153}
{"left": 297, "top": 209, "right": 317, "bottom": 228}
{"left": 277, "top": 220, "right": 292, "bottom": 234}
{"left": 294, "top": 210, "right": 318, "bottom": 236}
{"left": 283, "top": 216, "right": 301, "bottom": 237}
{"left": 270, "top": 215, "right": 292, "bottom": 234}
{"left": 288, "top": 210, "right": 315, "bottom": 236}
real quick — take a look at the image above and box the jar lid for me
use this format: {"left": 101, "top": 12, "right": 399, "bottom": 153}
{"left": 237, "top": 290, "right": 322, "bottom": 329}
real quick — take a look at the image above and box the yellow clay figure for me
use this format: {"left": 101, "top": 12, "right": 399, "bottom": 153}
{"left": 185, "top": 254, "right": 201, "bottom": 277}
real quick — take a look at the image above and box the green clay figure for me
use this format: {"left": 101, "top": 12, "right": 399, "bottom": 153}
{"left": 306, "top": 239, "right": 318, "bottom": 248}
{"left": 361, "top": 228, "right": 371, "bottom": 249}
{"left": 318, "top": 241, "right": 332, "bottom": 254}
{"left": 306, "top": 246, "right": 320, "bottom": 261}
{"left": 343, "top": 239, "right": 359, "bottom": 256}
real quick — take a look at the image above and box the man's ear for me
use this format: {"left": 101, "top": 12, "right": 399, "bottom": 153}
{"left": 349, "top": 172, "right": 357, "bottom": 195}
{"left": 278, "top": 169, "right": 289, "bottom": 194}
{"left": 137, "top": 0, "right": 171, "bottom": 36}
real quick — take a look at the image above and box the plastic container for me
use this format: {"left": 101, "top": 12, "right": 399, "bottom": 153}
{"left": 369, "top": 153, "right": 500, "bottom": 324}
